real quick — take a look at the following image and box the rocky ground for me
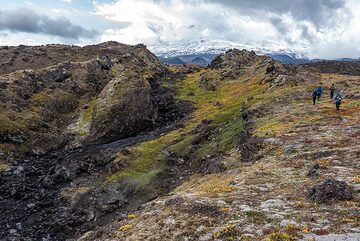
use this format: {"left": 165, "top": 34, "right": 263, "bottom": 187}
{"left": 77, "top": 51, "right": 359, "bottom": 241}
{"left": 0, "top": 45, "right": 359, "bottom": 241}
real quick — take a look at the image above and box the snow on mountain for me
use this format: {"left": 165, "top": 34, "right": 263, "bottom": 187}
{"left": 149, "top": 39, "right": 308, "bottom": 60}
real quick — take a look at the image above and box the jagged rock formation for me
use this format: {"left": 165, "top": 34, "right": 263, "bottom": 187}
{"left": 0, "top": 42, "right": 188, "bottom": 158}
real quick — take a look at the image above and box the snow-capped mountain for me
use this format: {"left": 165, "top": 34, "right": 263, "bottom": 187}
{"left": 149, "top": 39, "right": 310, "bottom": 65}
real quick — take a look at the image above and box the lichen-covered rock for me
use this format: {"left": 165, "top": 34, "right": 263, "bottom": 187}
{"left": 307, "top": 179, "right": 353, "bottom": 204}
{"left": 90, "top": 72, "right": 159, "bottom": 143}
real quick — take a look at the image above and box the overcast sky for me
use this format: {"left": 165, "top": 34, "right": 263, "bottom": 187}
{"left": 0, "top": 0, "right": 359, "bottom": 59}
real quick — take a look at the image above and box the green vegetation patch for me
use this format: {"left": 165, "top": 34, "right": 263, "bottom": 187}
{"left": 0, "top": 161, "right": 9, "bottom": 172}
{"left": 245, "top": 210, "right": 270, "bottom": 224}
{"left": 107, "top": 133, "right": 177, "bottom": 187}
{"left": 68, "top": 99, "right": 96, "bottom": 136}
{"left": 108, "top": 68, "right": 266, "bottom": 188}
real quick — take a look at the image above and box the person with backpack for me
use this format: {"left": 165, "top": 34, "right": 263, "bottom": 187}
{"left": 316, "top": 84, "right": 323, "bottom": 101}
{"left": 334, "top": 90, "right": 343, "bottom": 111}
{"left": 312, "top": 88, "right": 317, "bottom": 105}
{"left": 329, "top": 84, "right": 336, "bottom": 99}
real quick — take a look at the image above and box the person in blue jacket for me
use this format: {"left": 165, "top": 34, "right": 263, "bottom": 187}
{"left": 316, "top": 84, "right": 323, "bottom": 101}
{"left": 334, "top": 90, "right": 343, "bottom": 111}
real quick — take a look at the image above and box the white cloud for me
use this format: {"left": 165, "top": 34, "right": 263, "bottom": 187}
{"left": 91, "top": 0, "right": 360, "bottom": 58}
{"left": 61, "top": 0, "right": 72, "bottom": 3}
{"left": 93, "top": 0, "right": 279, "bottom": 47}
{"left": 1, "top": 0, "right": 360, "bottom": 58}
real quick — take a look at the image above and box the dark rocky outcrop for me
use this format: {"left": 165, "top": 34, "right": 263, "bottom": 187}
{"left": 237, "top": 130, "right": 262, "bottom": 162}
{"left": 307, "top": 163, "right": 321, "bottom": 178}
{"left": 210, "top": 49, "right": 263, "bottom": 70}
{"left": 0, "top": 43, "right": 189, "bottom": 158}
{"left": 191, "top": 119, "right": 213, "bottom": 145}
{"left": 197, "top": 154, "right": 226, "bottom": 174}
{"left": 209, "top": 49, "right": 270, "bottom": 80}
{"left": 307, "top": 179, "right": 353, "bottom": 204}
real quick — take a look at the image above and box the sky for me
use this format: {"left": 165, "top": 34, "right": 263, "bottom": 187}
{"left": 0, "top": 0, "right": 359, "bottom": 59}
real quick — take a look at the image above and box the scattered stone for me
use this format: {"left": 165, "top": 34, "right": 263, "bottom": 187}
{"left": 302, "top": 233, "right": 360, "bottom": 241}
{"left": 165, "top": 197, "right": 185, "bottom": 207}
{"left": 260, "top": 199, "right": 286, "bottom": 210}
{"left": 308, "top": 163, "right": 320, "bottom": 178}
{"left": 284, "top": 145, "right": 296, "bottom": 155}
{"left": 16, "top": 223, "right": 22, "bottom": 230}
{"left": 268, "top": 213, "right": 285, "bottom": 221}
{"left": 13, "top": 166, "right": 24, "bottom": 175}
{"left": 199, "top": 233, "right": 212, "bottom": 241}
{"left": 197, "top": 155, "right": 225, "bottom": 174}
{"left": 9, "top": 229, "right": 17, "bottom": 235}
{"left": 165, "top": 216, "right": 176, "bottom": 225}
{"left": 280, "top": 220, "right": 297, "bottom": 227}
{"left": 238, "top": 205, "right": 252, "bottom": 212}
{"left": 0, "top": 150, "right": 5, "bottom": 159}
{"left": 27, "top": 203, "right": 36, "bottom": 209}
{"left": 353, "top": 184, "right": 360, "bottom": 192}
{"left": 216, "top": 200, "right": 227, "bottom": 206}
{"left": 307, "top": 179, "right": 353, "bottom": 204}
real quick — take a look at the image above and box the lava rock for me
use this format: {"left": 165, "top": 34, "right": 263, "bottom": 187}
{"left": 191, "top": 119, "right": 213, "bottom": 145}
{"left": 237, "top": 130, "right": 262, "bottom": 162}
{"left": 197, "top": 155, "right": 225, "bottom": 174}
{"left": 307, "top": 179, "right": 353, "bottom": 204}
{"left": 308, "top": 163, "right": 320, "bottom": 178}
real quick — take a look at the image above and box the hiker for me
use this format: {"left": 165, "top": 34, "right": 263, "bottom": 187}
{"left": 312, "top": 88, "right": 317, "bottom": 105}
{"left": 334, "top": 91, "right": 343, "bottom": 111}
{"left": 330, "top": 84, "right": 336, "bottom": 99}
{"left": 316, "top": 84, "right": 323, "bottom": 101}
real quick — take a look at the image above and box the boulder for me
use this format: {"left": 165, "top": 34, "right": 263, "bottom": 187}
{"left": 260, "top": 199, "right": 286, "bottom": 210}
{"left": 90, "top": 72, "right": 159, "bottom": 143}
{"left": 307, "top": 179, "right": 353, "bottom": 204}
{"left": 237, "top": 130, "right": 262, "bottom": 162}
{"left": 197, "top": 154, "right": 225, "bottom": 174}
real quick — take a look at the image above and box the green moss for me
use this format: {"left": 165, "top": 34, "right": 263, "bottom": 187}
{"left": 108, "top": 67, "right": 266, "bottom": 188}
{"left": 245, "top": 210, "right": 270, "bottom": 224}
{"left": 107, "top": 134, "right": 172, "bottom": 186}
{"left": 0, "top": 162, "right": 9, "bottom": 172}
{"left": 0, "top": 113, "right": 17, "bottom": 132}
{"left": 265, "top": 232, "right": 297, "bottom": 241}
{"left": 69, "top": 99, "right": 96, "bottom": 136}
{"left": 31, "top": 91, "right": 49, "bottom": 106}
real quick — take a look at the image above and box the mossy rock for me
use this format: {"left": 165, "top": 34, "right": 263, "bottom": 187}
{"left": 90, "top": 72, "right": 159, "bottom": 143}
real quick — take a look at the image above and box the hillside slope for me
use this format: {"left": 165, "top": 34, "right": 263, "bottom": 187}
{"left": 80, "top": 50, "right": 360, "bottom": 241}
{"left": 0, "top": 45, "right": 359, "bottom": 241}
